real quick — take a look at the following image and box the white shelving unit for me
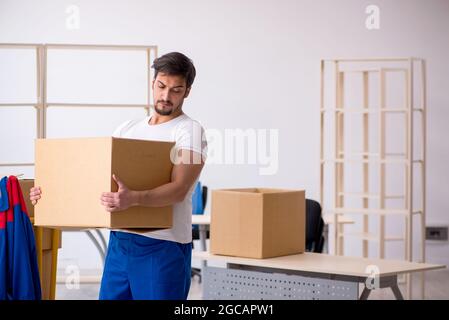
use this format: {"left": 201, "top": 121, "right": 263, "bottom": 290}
{"left": 319, "top": 58, "right": 427, "bottom": 299}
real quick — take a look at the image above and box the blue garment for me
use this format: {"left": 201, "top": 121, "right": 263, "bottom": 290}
{"left": 0, "top": 176, "right": 9, "bottom": 298}
{"left": 99, "top": 231, "right": 192, "bottom": 300}
{"left": 0, "top": 176, "right": 8, "bottom": 211}
{"left": 0, "top": 176, "right": 41, "bottom": 300}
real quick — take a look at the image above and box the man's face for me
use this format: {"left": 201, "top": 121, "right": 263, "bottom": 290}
{"left": 152, "top": 72, "right": 190, "bottom": 116}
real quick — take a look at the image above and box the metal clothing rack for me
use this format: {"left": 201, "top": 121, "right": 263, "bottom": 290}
{"left": 0, "top": 43, "right": 158, "bottom": 296}
{"left": 319, "top": 57, "right": 427, "bottom": 299}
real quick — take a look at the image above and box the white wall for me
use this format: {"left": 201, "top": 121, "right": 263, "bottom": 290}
{"left": 1, "top": 0, "right": 448, "bottom": 272}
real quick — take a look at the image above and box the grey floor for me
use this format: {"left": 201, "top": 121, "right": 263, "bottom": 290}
{"left": 55, "top": 268, "right": 449, "bottom": 300}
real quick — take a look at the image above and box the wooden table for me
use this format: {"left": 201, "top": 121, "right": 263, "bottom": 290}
{"left": 193, "top": 251, "right": 445, "bottom": 300}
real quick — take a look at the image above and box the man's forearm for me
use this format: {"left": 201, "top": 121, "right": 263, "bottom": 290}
{"left": 132, "top": 182, "right": 189, "bottom": 207}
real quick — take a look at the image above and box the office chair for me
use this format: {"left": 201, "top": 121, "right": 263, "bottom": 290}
{"left": 191, "top": 181, "right": 209, "bottom": 282}
{"left": 305, "top": 199, "right": 325, "bottom": 253}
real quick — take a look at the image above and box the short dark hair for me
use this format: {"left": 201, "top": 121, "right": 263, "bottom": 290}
{"left": 151, "top": 52, "right": 196, "bottom": 88}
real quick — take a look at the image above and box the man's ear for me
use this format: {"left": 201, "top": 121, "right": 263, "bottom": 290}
{"left": 184, "top": 87, "right": 191, "bottom": 98}
{"left": 152, "top": 79, "right": 155, "bottom": 90}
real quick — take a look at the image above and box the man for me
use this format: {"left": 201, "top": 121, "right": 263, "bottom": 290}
{"left": 30, "top": 52, "right": 207, "bottom": 300}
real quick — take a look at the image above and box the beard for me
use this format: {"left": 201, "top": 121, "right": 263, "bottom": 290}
{"left": 154, "top": 100, "right": 175, "bottom": 116}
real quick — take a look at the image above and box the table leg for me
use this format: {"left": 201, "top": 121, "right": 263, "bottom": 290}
{"left": 361, "top": 275, "right": 404, "bottom": 300}
{"left": 199, "top": 224, "right": 207, "bottom": 268}
{"left": 391, "top": 284, "right": 404, "bottom": 300}
{"left": 360, "top": 287, "right": 371, "bottom": 300}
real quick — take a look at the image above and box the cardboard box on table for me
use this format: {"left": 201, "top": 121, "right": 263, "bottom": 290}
{"left": 210, "top": 188, "right": 306, "bottom": 259}
{"left": 34, "top": 137, "right": 175, "bottom": 230}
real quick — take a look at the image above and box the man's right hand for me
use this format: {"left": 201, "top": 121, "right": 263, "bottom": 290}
{"left": 30, "top": 186, "right": 42, "bottom": 205}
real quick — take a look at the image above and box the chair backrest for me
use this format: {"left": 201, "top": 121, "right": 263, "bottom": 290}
{"left": 192, "top": 181, "right": 205, "bottom": 215}
{"left": 305, "top": 199, "right": 325, "bottom": 253}
{"left": 202, "top": 185, "right": 208, "bottom": 211}
{"left": 192, "top": 182, "right": 208, "bottom": 236}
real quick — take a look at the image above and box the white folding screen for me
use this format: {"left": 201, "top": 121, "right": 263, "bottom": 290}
{"left": 0, "top": 43, "right": 158, "bottom": 178}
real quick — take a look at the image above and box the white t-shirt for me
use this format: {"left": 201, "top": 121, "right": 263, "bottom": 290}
{"left": 112, "top": 113, "right": 207, "bottom": 244}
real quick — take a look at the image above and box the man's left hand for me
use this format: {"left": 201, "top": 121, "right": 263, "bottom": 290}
{"left": 100, "top": 174, "right": 138, "bottom": 212}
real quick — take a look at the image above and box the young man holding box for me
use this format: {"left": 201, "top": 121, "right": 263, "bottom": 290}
{"left": 30, "top": 52, "right": 207, "bottom": 300}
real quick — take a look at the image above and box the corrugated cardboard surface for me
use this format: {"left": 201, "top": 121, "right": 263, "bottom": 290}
{"left": 262, "top": 190, "right": 305, "bottom": 257}
{"left": 34, "top": 137, "right": 174, "bottom": 229}
{"left": 109, "top": 137, "right": 174, "bottom": 228}
{"left": 211, "top": 188, "right": 305, "bottom": 259}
